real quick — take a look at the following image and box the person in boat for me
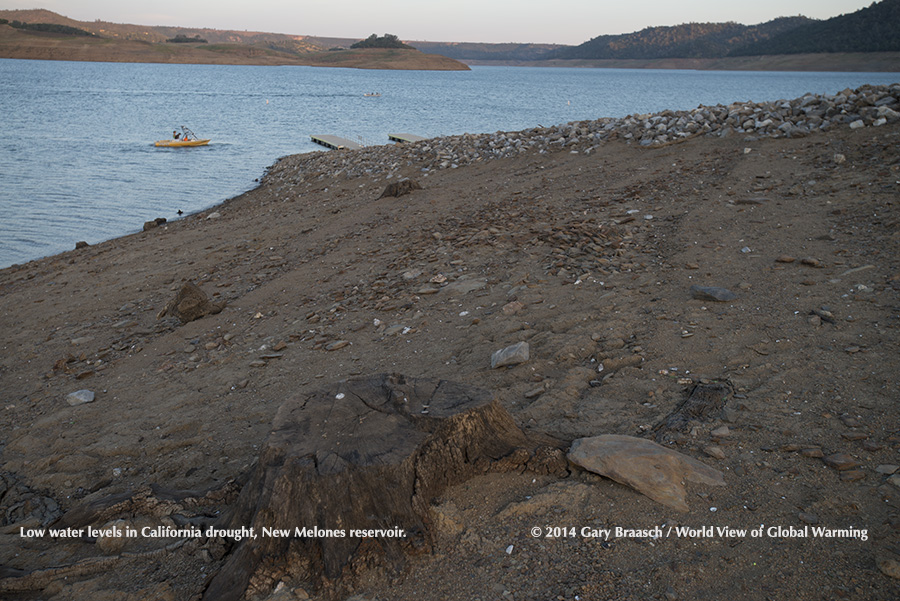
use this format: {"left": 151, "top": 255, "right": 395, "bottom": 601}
{"left": 173, "top": 130, "right": 181, "bottom": 140}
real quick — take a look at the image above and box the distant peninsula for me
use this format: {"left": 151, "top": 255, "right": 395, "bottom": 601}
{"left": 0, "top": 10, "right": 469, "bottom": 71}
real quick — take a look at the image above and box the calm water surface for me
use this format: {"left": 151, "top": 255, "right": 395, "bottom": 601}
{"left": 0, "top": 59, "right": 897, "bottom": 267}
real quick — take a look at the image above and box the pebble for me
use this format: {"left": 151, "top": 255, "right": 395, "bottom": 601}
{"left": 325, "top": 340, "right": 350, "bottom": 351}
{"left": 877, "top": 557, "right": 900, "bottom": 580}
{"left": 876, "top": 465, "right": 899, "bottom": 475}
{"left": 800, "top": 257, "right": 822, "bottom": 268}
{"left": 66, "top": 389, "right": 95, "bottom": 406}
{"left": 775, "top": 255, "right": 796, "bottom": 263}
{"left": 502, "top": 301, "right": 526, "bottom": 315}
{"left": 704, "top": 446, "right": 726, "bottom": 460}
{"left": 710, "top": 425, "right": 731, "bottom": 438}
{"left": 798, "top": 512, "right": 819, "bottom": 525}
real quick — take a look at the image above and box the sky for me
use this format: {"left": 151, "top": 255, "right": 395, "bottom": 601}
{"left": 0, "top": 1, "right": 878, "bottom": 44}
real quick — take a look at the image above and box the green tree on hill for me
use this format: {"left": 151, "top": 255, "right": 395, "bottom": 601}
{"left": 351, "top": 34, "right": 414, "bottom": 50}
{"left": 167, "top": 34, "right": 208, "bottom": 44}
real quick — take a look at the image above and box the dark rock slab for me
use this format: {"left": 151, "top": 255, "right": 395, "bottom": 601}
{"left": 690, "top": 285, "right": 738, "bottom": 302}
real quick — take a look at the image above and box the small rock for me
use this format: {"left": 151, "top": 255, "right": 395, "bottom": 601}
{"left": 710, "top": 425, "right": 731, "bottom": 438}
{"left": 849, "top": 119, "right": 865, "bottom": 130}
{"left": 775, "top": 255, "right": 796, "bottom": 263}
{"left": 833, "top": 153, "right": 846, "bottom": 164}
{"left": 75, "top": 241, "right": 90, "bottom": 249}
{"left": 325, "top": 340, "right": 350, "bottom": 351}
{"left": 800, "top": 257, "right": 822, "bottom": 268}
{"left": 801, "top": 448, "right": 824, "bottom": 458}
{"left": 501, "top": 301, "right": 526, "bottom": 315}
{"left": 206, "top": 211, "right": 222, "bottom": 219}
{"left": 704, "top": 446, "right": 726, "bottom": 460}
{"left": 142, "top": 220, "right": 158, "bottom": 231}
{"left": 877, "top": 557, "right": 900, "bottom": 579}
{"left": 66, "top": 389, "right": 95, "bottom": 406}
{"left": 823, "top": 453, "right": 860, "bottom": 471}
{"left": 839, "top": 470, "right": 866, "bottom": 482}
{"left": 876, "top": 465, "right": 899, "bottom": 475}
{"left": 690, "top": 285, "right": 737, "bottom": 302}
{"left": 491, "top": 342, "right": 530, "bottom": 369}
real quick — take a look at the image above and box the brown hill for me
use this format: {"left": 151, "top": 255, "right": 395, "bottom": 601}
{"left": 0, "top": 10, "right": 469, "bottom": 70}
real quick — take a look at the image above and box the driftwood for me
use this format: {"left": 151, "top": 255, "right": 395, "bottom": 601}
{"left": 202, "top": 373, "right": 565, "bottom": 601}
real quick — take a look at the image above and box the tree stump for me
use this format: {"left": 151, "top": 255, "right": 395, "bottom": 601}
{"left": 202, "top": 373, "right": 562, "bottom": 601}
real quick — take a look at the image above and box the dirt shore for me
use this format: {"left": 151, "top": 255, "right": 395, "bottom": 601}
{"left": 1, "top": 118, "right": 899, "bottom": 600}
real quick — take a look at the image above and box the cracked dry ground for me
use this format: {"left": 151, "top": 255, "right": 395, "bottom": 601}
{"left": 0, "top": 123, "right": 898, "bottom": 600}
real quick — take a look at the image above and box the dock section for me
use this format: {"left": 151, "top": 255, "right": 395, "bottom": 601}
{"left": 388, "top": 133, "right": 427, "bottom": 144}
{"left": 310, "top": 135, "right": 363, "bottom": 150}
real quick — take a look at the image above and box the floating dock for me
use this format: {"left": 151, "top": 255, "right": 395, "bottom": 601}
{"left": 310, "top": 135, "right": 363, "bottom": 150}
{"left": 388, "top": 133, "right": 427, "bottom": 144}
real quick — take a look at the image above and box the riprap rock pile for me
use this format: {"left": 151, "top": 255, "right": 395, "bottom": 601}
{"left": 266, "top": 83, "right": 900, "bottom": 185}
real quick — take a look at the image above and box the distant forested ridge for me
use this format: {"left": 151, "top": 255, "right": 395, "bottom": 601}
{"left": 549, "top": 0, "right": 900, "bottom": 60}
{"left": 731, "top": 0, "right": 900, "bottom": 55}
{"left": 548, "top": 17, "right": 813, "bottom": 60}
{"left": 351, "top": 34, "right": 414, "bottom": 50}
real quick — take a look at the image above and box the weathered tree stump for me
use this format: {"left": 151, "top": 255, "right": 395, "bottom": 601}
{"left": 654, "top": 381, "right": 732, "bottom": 441}
{"left": 202, "top": 373, "right": 563, "bottom": 601}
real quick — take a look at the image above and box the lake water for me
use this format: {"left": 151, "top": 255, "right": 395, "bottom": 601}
{"left": 0, "top": 59, "right": 897, "bottom": 268}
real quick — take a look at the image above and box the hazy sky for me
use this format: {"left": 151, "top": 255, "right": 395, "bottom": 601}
{"left": 0, "top": 1, "right": 877, "bottom": 44}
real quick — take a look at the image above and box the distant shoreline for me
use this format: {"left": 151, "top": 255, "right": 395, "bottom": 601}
{"left": 464, "top": 52, "right": 900, "bottom": 72}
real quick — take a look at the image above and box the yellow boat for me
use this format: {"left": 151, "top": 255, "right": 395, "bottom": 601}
{"left": 156, "top": 126, "right": 209, "bottom": 147}
{"left": 155, "top": 138, "right": 210, "bottom": 147}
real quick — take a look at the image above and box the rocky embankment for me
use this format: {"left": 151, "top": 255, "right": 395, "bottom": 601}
{"left": 270, "top": 83, "right": 900, "bottom": 183}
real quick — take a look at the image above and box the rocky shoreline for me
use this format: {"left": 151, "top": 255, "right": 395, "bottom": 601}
{"left": 269, "top": 83, "right": 900, "bottom": 184}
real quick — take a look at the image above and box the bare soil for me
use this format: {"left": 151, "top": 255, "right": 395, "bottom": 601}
{"left": 1, "top": 123, "right": 899, "bottom": 600}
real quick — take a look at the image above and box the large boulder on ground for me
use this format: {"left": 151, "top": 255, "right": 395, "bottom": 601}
{"left": 568, "top": 434, "right": 725, "bottom": 512}
{"left": 157, "top": 281, "right": 225, "bottom": 323}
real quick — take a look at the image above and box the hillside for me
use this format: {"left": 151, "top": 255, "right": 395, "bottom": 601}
{"left": 0, "top": 9, "right": 469, "bottom": 70}
{"left": 732, "top": 0, "right": 900, "bottom": 55}
{"left": 548, "top": 17, "right": 814, "bottom": 60}
{"left": 547, "top": 0, "right": 900, "bottom": 62}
